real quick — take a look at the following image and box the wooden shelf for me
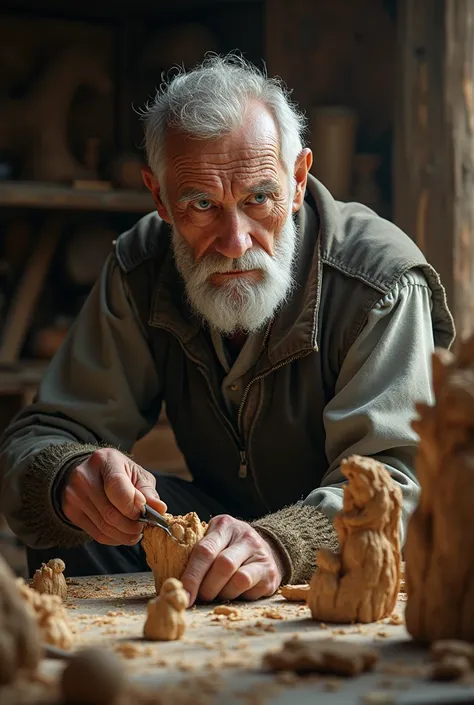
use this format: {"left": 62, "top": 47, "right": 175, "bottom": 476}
{"left": 0, "top": 360, "right": 48, "bottom": 395}
{"left": 0, "top": 181, "right": 155, "bottom": 214}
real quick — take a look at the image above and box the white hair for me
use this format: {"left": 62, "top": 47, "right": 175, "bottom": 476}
{"left": 139, "top": 53, "right": 307, "bottom": 182}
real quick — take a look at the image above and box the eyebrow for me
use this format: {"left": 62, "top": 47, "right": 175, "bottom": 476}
{"left": 246, "top": 180, "right": 280, "bottom": 195}
{"left": 177, "top": 180, "right": 280, "bottom": 203}
{"left": 177, "top": 188, "right": 214, "bottom": 204}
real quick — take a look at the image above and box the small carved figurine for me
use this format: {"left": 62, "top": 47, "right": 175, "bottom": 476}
{"left": 32, "top": 558, "right": 67, "bottom": 600}
{"left": 142, "top": 512, "right": 207, "bottom": 594}
{"left": 143, "top": 577, "right": 188, "bottom": 641}
{"left": 61, "top": 647, "right": 125, "bottom": 705}
{"left": 308, "top": 455, "right": 402, "bottom": 624}
{"left": 0, "top": 555, "right": 41, "bottom": 685}
{"left": 16, "top": 578, "right": 73, "bottom": 650}
{"left": 405, "top": 337, "right": 474, "bottom": 643}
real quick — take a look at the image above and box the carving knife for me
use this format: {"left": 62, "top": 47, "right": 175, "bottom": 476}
{"left": 138, "top": 503, "right": 173, "bottom": 537}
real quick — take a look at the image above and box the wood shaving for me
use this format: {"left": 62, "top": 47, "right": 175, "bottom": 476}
{"left": 211, "top": 606, "right": 243, "bottom": 621}
{"left": 361, "top": 693, "right": 396, "bottom": 704}
{"left": 261, "top": 608, "right": 284, "bottom": 620}
{"left": 280, "top": 584, "right": 310, "bottom": 602}
{"left": 386, "top": 612, "right": 403, "bottom": 625}
{"left": 274, "top": 670, "right": 300, "bottom": 685}
{"left": 113, "top": 642, "right": 154, "bottom": 659}
{"left": 263, "top": 637, "right": 379, "bottom": 676}
{"left": 322, "top": 678, "right": 341, "bottom": 691}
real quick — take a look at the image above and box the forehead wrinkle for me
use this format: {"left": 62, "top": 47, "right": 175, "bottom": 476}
{"left": 172, "top": 145, "right": 279, "bottom": 170}
{"left": 174, "top": 160, "right": 280, "bottom": 187}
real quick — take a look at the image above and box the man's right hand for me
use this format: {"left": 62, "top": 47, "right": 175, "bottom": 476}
{"left": 61, "top": 448, "right": 167, "bottom": 546}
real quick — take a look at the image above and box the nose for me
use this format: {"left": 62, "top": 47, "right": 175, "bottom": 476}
{"left": 214, "top": 210, "right": 252, "bottom": 259}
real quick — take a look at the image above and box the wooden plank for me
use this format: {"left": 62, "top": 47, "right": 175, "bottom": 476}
{"left": 0, "top": 181, "right": 154, "bottom": 213}
{"left": 394, "top": 0, "right": 474, "bottom": 341}
{"left": 41, "top": 573, "right": 412, "bottom": 700}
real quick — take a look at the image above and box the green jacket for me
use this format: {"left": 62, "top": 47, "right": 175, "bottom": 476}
{"left": 0, "top": 176, "right": 454, "bottom": 583}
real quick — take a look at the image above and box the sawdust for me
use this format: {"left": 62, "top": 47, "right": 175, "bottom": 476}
{"left": 211, "top": 606, "right": 243, "bottom": 621}
{"left": 260, "top": 608, "right": 284, "bottom": 620}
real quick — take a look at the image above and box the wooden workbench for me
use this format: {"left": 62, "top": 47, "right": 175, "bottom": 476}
{"left": 35, "top": 572, "right": 474, "bottom": 705}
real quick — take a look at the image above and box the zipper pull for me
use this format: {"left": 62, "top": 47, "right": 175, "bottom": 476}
{"left": 238, "top": 450, "right": 248, "bottom": 479}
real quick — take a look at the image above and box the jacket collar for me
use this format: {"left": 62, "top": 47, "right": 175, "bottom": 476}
{"left": 149, "top": 175, "right": 327, "bottom": 366}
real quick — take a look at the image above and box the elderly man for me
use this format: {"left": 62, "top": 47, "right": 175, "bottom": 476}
{"left": 0, "top": 56, "right": 454, "bottom": 605}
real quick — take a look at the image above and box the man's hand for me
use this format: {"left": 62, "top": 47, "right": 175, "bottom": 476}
{"left": 62, "top": 448, "right": 167, "bottom": 545}
{"left": 180, "top": 515, "right": 285, "bottom": 605}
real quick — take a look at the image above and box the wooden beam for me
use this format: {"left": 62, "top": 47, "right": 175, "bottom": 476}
{"left": 394, "top": 0, "right": 474, "bottom": 341}
{"left": 0, "top": 181, "right": 154, "bottom": 213}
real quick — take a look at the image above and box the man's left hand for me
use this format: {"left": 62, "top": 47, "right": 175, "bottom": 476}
{"left": 180, "top": 515, "right": 284, "bottom": 605}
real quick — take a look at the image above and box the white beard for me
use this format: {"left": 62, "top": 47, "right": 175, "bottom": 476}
{"left": 171, "top": 211, "right": 298, "bottom": 335}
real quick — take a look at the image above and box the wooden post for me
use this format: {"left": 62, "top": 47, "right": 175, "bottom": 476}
{"left": 395, "top": 0, "right": 474, "bottom": 341}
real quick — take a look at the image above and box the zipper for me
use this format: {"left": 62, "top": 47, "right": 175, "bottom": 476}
{"left": 156, "top": 323, "right": 313, "bottom": 489}
{"left": 236, "top": 350, "right": 311, "bottom": 439}
{"left": 236, "top": 349, "right": 313, "bottom": 500}
{"left": 155, "top": 325, "right": 247, "bottom": 469}
{"left": 238, "top": 449, "right": 248, "bottom": 478}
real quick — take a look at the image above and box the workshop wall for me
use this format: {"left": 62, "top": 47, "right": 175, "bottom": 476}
{"left": 0, "top": 0, "right": 397, "bottom": 572}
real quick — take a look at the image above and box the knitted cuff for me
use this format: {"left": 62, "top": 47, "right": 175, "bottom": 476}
{"left": 252, "top": 503, "right": 339, "bottom": 585}
{"left": 20, "top": 442, "right": 101, "bottom": 549}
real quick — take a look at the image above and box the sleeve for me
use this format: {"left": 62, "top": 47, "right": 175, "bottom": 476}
{"left": 252, "top": 268, "right": 433, "bottom": 584}
{"left": 0, "top": 254, "right": 162, "bottom": 549}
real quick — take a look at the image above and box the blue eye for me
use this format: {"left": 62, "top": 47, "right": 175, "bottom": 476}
{"left": 196, "top": 199, "right": 211, "bottom": 210}
{"left": 252, "top": 193, "right": 267, "bottom": 204}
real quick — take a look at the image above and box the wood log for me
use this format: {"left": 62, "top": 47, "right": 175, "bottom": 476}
{"left": 394, "top": 0, "right": 474, "bottom": 340}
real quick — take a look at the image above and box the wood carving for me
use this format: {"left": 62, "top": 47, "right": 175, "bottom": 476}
{"left": 32, "top": 558, "right": 67, "bottom": 600}
{"left": 143, "top": 577, "right": 188, "bottom": 641}
{"left": 0, "top": 45, "right": 110, "bottom": 183}
{"left": 308, "top": 455, "right": 402, "bottom": 624}
{"left": 141, "top": 512, "right": 207, "bottom": 594}
{"left": 16, "top": 578, "right": 73, "bottom": 650}
{"left": 405, "top": 338, "right": 474, "bottom": 643}
{"left": 0, "top": 554, "right": 41, "bottom": 685}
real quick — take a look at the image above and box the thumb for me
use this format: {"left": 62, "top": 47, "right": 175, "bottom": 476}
{"left": 102, "top": 467, "right": 145, "bottom": 520}
{"left": 134, "top": 468, "right": 168, "bottom": 516}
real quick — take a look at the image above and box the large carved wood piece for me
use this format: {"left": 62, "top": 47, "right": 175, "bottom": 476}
{"left": 405, "top": 336, "right": 474, "bottom": 642}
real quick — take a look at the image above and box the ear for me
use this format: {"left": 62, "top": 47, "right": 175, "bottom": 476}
{"left": 292, "top": 148, "right": 313, "bottom": 214}
{"left": 142, "top": 167, "right": 171, "bottom": 223}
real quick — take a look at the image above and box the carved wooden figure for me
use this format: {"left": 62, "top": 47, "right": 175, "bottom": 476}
{"left": 32, "top": 558, "right": 67, "bottom": 600}
{"left": 16, "top": 578, "right": 73, "bottom": 650}
{"left": 0, "top": 555, "right": 41, "bottom": 685}
{"left": 143, "top": 578, "right": 188, "bottom": 641}
{"left": 405, "top": 337, "right": 474, "bottom": 643}
{"left": 142, "top": 512, "right": 207, "bottom": 594}
{"left": 308, "top": 455, "right": 402, "bottom": 623}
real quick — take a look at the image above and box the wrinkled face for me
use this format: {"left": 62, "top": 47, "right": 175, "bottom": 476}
{"left": 144, "top": 102, "right": 311, "bottom": 334}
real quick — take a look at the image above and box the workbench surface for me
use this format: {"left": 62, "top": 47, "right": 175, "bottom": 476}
{"left": 40, "top": 572, "right": 474, "bottom": 705}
